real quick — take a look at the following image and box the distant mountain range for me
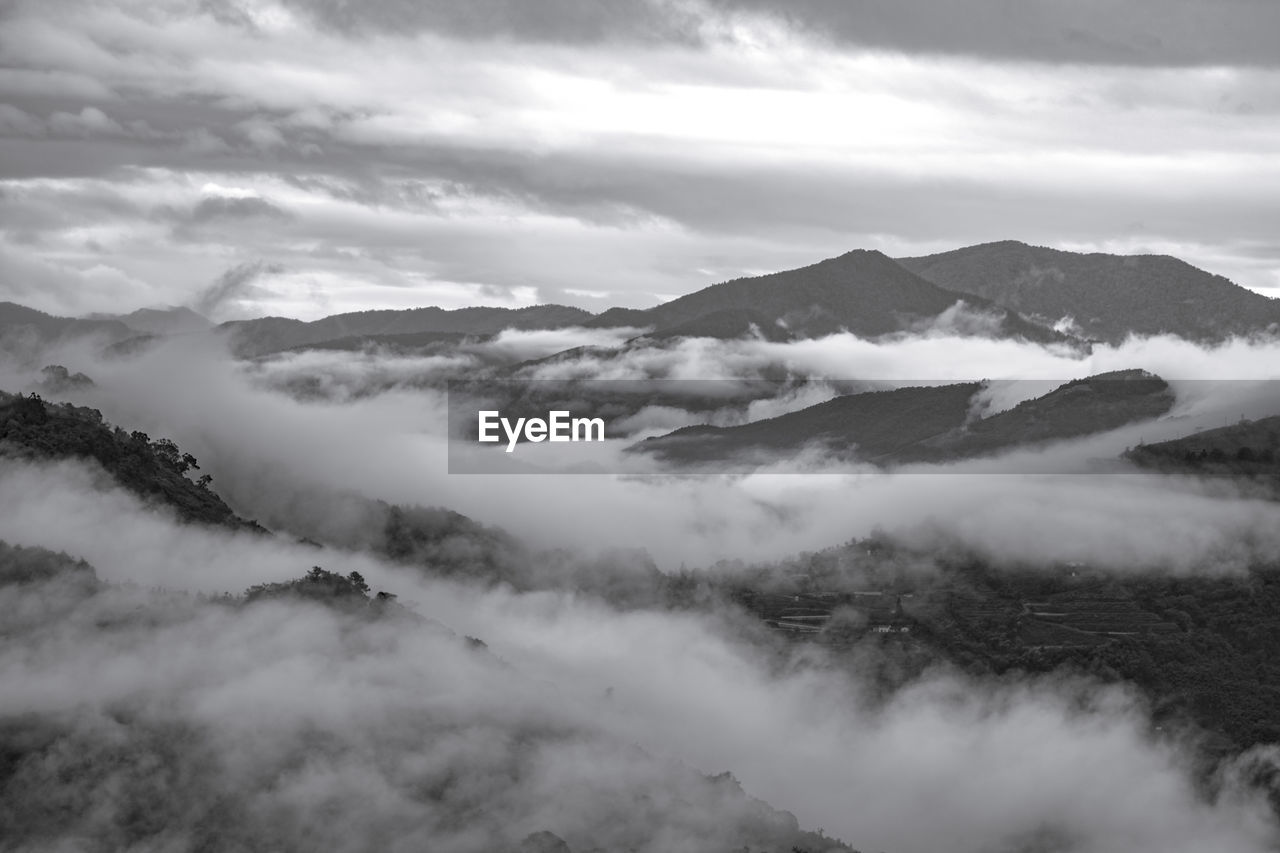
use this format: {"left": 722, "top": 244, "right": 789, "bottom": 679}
{"left": 219, "top": 305, "right": 595, "bottom": 358}
{"left": 899, "top": 240, "right": 1280, "bottom": 343}
{"left": 89, "top": 306, "right": 213, "bottom": 336}
{"left": 0, "top": 303, "right": 210, "bottom": 357}
{"left": 0, "top": 302, "right": 136, "bottom": 345}
{"left": 584, "top": 248, "right": 1069, "bottom": 345}
{"left": 634, "top": 370, "right": 1174, "bottom": 468}
{"left": 4, "top": 242, "right": 1278, "bottom": 357}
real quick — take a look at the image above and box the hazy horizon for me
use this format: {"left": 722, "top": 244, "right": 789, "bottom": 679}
{"left": 15, "top": 237, "right": 1277, "bottom": 324}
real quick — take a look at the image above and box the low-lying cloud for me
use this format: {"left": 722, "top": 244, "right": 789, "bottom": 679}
{"left": 2, "top": 459, "right": 1279, "bottom": 852}
{"left": 10, "top": 330, "right": 1280, "bottom": 575}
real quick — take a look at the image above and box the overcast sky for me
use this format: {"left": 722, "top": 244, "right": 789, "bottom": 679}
{"left": 2, "top": 0, "right": 1278, "bottom": 321}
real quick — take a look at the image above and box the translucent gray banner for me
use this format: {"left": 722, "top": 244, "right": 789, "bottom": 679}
{"left": 446, "top": 377, "right": 1280, "bottom": 475}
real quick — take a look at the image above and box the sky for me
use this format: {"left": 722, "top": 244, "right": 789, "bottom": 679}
{"left": 1, "top": 0, "right": 1279, "bottom": 321}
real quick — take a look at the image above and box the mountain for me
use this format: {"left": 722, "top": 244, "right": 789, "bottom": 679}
{"left": 592, "top": 248, "right": 1072, "bottom": 345}
{"left": 736, "top": 535, "right": 1280, "bottom": 758}
{"left": 635, "top": 381, "right": 984, "bottom": 466}
{"left": 0, "top": 302, "right": 135, "bottom": 346}
{"left": 221, "top": 304, "right": 595, "bottom": 357}
{"left": 281, "top": 330, "right": 474, "bottom": 353}
{"left": 898, "top": 369, "right": 1173, "bottom": 464}
{"left": 635, "top": 370, "right": 1173, "bottom": 467}
{"left": 1126, "top": 414, "right": 1280, "bottom": 479}
{"left": 898, "top": 240, "right": 1280, "bottom": 343}
{"left": 110, "top": 306, "right": 213, "bottom": 335}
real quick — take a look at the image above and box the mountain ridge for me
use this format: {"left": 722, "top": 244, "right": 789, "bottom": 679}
{"left": 635, "top": 369, "right": 1174, "bottom": 468}
{"left": 899, "top": 240, "right": 1280, "bottom": 343}
{"left": 592, "top": 248, "right": 1072, "bottom": 346}
{"left": 219, "top": 304, "right": 596, "bottom": 357}
{"left": 5, "top": 241, "right": 1272, "bottom": 357}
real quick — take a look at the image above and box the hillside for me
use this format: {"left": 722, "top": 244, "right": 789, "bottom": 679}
{"left": 896, "top": 369, "right": 1174, "bottom": 463}
{"left": 594, "top": 249, "right": 1071, "bottom": 345}
{"left": 1125, "top": 414, "right": 1280, "bottom": 480}
{"left": 635, "top": 371, "right": 1173, "bottom": 468}
{"left": 635, "top": 382, "right": 983, "bottom": 466}
{"left": 725, "top": 538, "right": 1280, "bottom": 761}
{"left": 221, "top": 304, "right": 596, "bottom": 357}
{"left": 899, "top": 240, "right": 1280, "bottom": 343}
{"left": 0, "top": 391, "right": 264, "bottom": 531}
{"left": 0, "top": 302, "right": 136, "bottom": 348}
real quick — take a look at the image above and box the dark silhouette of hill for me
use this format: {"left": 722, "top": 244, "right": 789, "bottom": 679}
{"left": 221, "top": 304, "right": 595, "bottom": 356}
{"left": 636, "top": 382, "right": 983, "bottom": 466}
{"left": 899, "top": 240, "right": 1280, "bottom": 343}
{"left": 0, "top": 391, "right": 264, "bottom": 531}
{"left": 636, "top": 370, "right": 1173, "bottom": 467}
{"left": 594, "top": 248, "right": 1071, "bottom": 345}
{"left": 898, "top": 369, "right": 1174, "bottom": 464}
{"left": 281, "top": 330, "right": 476, "bottom": 353}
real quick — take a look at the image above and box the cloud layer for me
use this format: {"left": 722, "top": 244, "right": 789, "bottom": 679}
{"left": 2, "top": 458, "right": 1279, "bottom": 853}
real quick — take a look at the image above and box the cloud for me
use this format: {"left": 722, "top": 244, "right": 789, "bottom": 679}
{"left": 188, "top": 194, "right": 292, "bottom": 223}
{"left": 14, "top": 330, "right": 1279, "bottom": 576}
{"left": 46, "top": 105, "right": 127, "bottom": 137}
{"left": 279, "top": 0, "right": 708, "bottom": 45}
{"left": 708, "top": 0, "right": 1280, "bottom": 67}
{"left": 8, "top": 325, "right": 1280, "bottom": 849}
{"left": 0, "top": 242, "right": 167, "bottom": 318}
{"left": 192, "top": 259, "right": 286, "bottom": 318}
{"left": 4, "top": 5, "right": 1280, "bottom": 847}
{"left": 0, "top": 461, "right": 1278, "bottom": 852}
{"left": 277, "top": 0, "right": 1280, "bottom": 68}
{"left": 1, "top": 0, "right": 1278, "bottom": 317}
{"left": 0, "top": 538, "right": 830, "bottom": 851}
{"left": 0, "top": 103, "right": 45, "bottom": 136}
